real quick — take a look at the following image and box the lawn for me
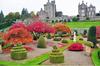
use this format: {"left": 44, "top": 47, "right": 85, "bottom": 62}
{"left": 66, "top": 21, "right": 100, "bottom": 28}
{"left": 92, "top": 49, "right": 100, "bottom": 66}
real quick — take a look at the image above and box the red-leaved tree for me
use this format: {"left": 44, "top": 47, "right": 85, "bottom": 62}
{"left": 9, "top": 22, "right": 27, "bottom": 31}
{"left": 3, "top": 28, "right": 33, "bottom": 45}
{"left": 27, "top": 21, "right": 55, "bottom": 33}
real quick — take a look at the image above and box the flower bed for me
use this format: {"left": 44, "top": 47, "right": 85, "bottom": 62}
{"left": 68, "top": 43, "right": 84, "bottom": 51}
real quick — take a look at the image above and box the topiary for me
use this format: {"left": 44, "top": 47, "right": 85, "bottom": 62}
{"left": 47, "top": 33, "right": 52, "bottom": 39}
{"left": 62, "top": 39, "right": 68, "bottom": 43}
{"left": 88, "top": 26, "right": 97, "bottom": 48}
{"left": 84, "top": 41, "right": 93, "bottom": 47}
{"left": 53, "top": 37, "right": 61, "bottom": 41}
{"left": 11, "top": 44, "right": 27, "bottom": 60}
{"left": 49, "top": 46, "right": 64, "bottom": 63}
{"left": 54, "top": 34, "right": 60, "bottom": 37}
{"left": 37, "top": 36, "right": 46, "bottom": 48}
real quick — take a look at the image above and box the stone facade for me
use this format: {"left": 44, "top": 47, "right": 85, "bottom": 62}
{"left": 78, "top": 1, "right": 96, "bottom": 20}
{"left": 37, "top": 0, "right": 56, "bottom": 20}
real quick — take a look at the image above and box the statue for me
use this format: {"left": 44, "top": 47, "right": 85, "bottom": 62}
{"left": 73, "top": 31, "right": 76, "bottom": 42}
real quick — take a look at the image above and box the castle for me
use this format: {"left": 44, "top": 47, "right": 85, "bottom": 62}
{"left": 37, "top": 0, "right": 68, "bottom": 21}
{"left": 37, "top": 0, "right": 56, "bottom": 20}
{"left": 78, "top": 1, "right": 100, "bottom": 21}
{"left": 37, "top": 0, "right": 100, "bottom": 21}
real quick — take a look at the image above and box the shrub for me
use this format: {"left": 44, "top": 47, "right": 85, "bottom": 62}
{"left": 83, "top": 30, "right": 87, "bottom": 36}
{"left": 2, "top": 43, "right": 12, "bottom": 49}
{"left": 61, "top": 34, "right": 67, "bottom": 37}
{"left": 79, "top": 38, "right": 83, "bottom": 41}
{"left": 84, "top": 41, "right": 93, "bottom": 47}
{"left": 50, "top": 46, "right": 64, "bottom": 63}
{"left": 54, "top": 34, "right": 60, "bottom": 37}
{"left": 62, "top": 39, "right": 68, "bottom": 43}
{"left": 37, "top": 36, "right": 46, "bottom": 48}
{"left": 98, "top": 50, "right": 100, "bottom": 59}
{"left": 53, "top": 37, "right": 61, "bottom": 41}
{"left": 47, "top": 33, "right": 52, "bottom": 39}
{"left": 68, "top": 43, "right": 83, "bottom": 51}
{"left": 11, "top": 44, "right": 27, "bottom": 60}
{"left": 88, "top": 26, "right": 97, "bottom": 48}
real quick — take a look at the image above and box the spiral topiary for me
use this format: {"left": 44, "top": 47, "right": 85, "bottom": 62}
{"left": 49, "top": 46, "right": 64, "bottom": 63}
{"left": 11, "top": 44, "right": 27, "bottom": 60}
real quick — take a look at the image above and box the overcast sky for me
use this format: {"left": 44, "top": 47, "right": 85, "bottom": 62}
{"left": 0, "top": 0, "right": 100, "bottom": 16}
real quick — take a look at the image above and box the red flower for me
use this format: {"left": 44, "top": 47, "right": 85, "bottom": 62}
{"left": 68, "top": 43, "right": 84, "bottom": 51}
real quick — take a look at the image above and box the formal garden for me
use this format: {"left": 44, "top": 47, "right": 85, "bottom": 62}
{"left": 0, "top": 20, "right": 100, "bottom": 66}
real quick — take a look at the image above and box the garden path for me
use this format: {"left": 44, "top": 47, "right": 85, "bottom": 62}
{"left": 43, "top": 50, "right": 94, "bottom": 66}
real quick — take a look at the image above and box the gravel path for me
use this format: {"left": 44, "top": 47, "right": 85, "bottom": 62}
{"left": 42, "top": 50, "right": 94, "bottom": 66}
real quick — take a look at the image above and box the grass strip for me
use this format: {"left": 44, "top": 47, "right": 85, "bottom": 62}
{"left": 91, "top": 49, "right": 100, "bottom": 66}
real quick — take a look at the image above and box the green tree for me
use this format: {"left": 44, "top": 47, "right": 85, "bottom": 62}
{"left": 87, "top": 26, "right": 97, "bottom": 48}
{"left": 5, "top": 12, "right": 15, "bottom": 22}
{"left": 21, "top": 8, "right": 30, "bottom": 20}
{"left": 72, "top": 16, "right": 78, "bottom": 22}
{"left": 0, "top": 10, "right": 4, "bottom": 23}
{"left": 30, "top": 11, "right": 35, "bottom": 17}
{"left": 15, "top": 12, "right": 21, "bottom": 19}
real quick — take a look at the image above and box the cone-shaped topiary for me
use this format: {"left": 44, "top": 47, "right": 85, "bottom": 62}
{"left": 11, "top": 44, "right": 27, "bottom": 60}
{"left": 47, "top": 33, "right": 52, "bottom": 39}
{"left": 49, "top": 46, "right": 64, "bottom": 63}
{"left": 37, "top": 36, "right": 46, "bottom": 48}
{"left": 88, "top": 26, "right": 97, "bottom": 48}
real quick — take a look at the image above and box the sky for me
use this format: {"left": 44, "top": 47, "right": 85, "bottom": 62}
{"left": 0, "top": 0, "right": 100, "bottom": 16}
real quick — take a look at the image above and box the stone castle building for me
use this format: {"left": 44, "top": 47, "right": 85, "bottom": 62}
{"left": 37, "top": 0, "right": 56, "bottom": 20}
{"left": 37, "top": 0, "right": 69, "bottom": 21}
{"left": 78, "top": 1, "right": 96, "bottom": 20}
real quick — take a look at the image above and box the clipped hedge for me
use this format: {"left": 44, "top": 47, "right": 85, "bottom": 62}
{"left": 11, "top": 44, "right": 27, "bottom": 60}
{"left": 37, "top": 36, "right": 46, "bottom": 48}
{"left": 53, "top": 37, "right": 61, "bottom": 41}
{"left": 62, "top": 39, "right": 68, "bottom": 43}
{"left": 49, "top": 46, "right": 64, "bottom": 63}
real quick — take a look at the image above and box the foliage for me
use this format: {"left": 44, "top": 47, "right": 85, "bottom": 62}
{"left": 46, "top": 33, "right": 52, "bottom": 39}
{"left": 9, "top": 22, "right": 27, "bottom": 31}
{"left": 50, "top": 46, "right": 64, "bottom": 63}
{"left": 88, "top": 26, "right": 97, "bottom": 48}
{"left": 37, "top": 36, "right": 46, "bottom": 48}
{"left": 68, "top": 43, "right": 84, "bottom": 51}
{"left": 3, "top": 28, "right": 33, "bottom": 45}
{"left": 54, "top": 23, "right": 71, "bottom": 34}
{"left": 72, "top": 16, "right": 78, "bottom": 22}
{"left": 96, "top": 26, "right": 100, "bottom": 38}
{"left": 83, "top": 30, "right": 87, "bottom": 35}
{"left": 92, "top": 49, "right": 100, "bottom": 66}
{"left": 84, "top": 41, "right": 94, "bottom": 47}
{"left": 54, "top": 34, "right": 60, "bottom": 37}
{"left": 2, "top": 43, "right": 12, "bottom": 49}
{"left": 62, "top": 39, "right": 68, "bottom": 43}
{"left": 53, "top": 37, "right": 62, "bottom": 41}
{"left": 27, "top": 21, "right": 55, "bottom": 33}
{"left": 98, "top": 50, "right": 100, "bottom": 59}
{"left": 0, "top": 11, "right": 4, "bottom": 23}
{"left": 11, "top": 44, "right": 27, "bottom": 60}
{"left": 21, "top": 8, "right": 30, "bottom": 20}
